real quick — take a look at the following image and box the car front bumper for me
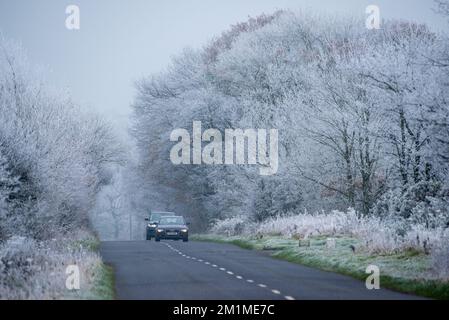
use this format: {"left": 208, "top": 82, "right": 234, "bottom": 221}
{"left": 156, "top": 230, "right": 188, "bottom": 239}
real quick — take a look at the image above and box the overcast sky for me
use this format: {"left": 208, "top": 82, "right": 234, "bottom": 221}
{"left": 0, "top": 0, "right": 446, "bottom": 136}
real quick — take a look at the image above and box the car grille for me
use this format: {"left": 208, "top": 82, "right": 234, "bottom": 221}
{"left": 165, "top": 229, "right": 179, "bottom": 235}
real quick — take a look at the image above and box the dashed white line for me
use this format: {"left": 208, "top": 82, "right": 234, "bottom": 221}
{"left": 163, "top": 245, "right": 296, "bottom": 301}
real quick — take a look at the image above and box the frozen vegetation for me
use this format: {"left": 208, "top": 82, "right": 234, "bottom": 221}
{"left": 207, "top": 210, "right": 449, "bottom": 282}
{"left": 2, "top": 1, "right": 449, "bottom": 299}
{"left": 0, "top": 232, "right": 112, "bottom": 299}
{"left": 131, "top": 3, "right": 449, "bottom": 293}
{"left": 132, "top": 8, "right": 449, "bottom": 226}
{"left": 0, "top": 36, "right": 120, "bottom": 299}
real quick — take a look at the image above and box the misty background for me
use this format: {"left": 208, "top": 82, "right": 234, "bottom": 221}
{"left": 0, "top": 0, "right": 446, "bottom": 138}
{"left": 1, "top": 0, "right": 449, "bottom": 242}
{"left": 1, "top": 1, "right": 449, "bottom": 299}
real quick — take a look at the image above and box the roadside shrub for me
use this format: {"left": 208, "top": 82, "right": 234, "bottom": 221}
{"left": 0, "top": 35, "right": 120, "bottom": 298}
{"left": 0, "top": 36, "right": 122, "bottom": 240}
{"left": 254, "top": 209, "right": 360, "bottom": 238}
{"left": 210, "top": 209, "right": 449, "bottom": 258}
{"left": 372, "top": 181, "right": 449, "bottom": 228}
{"left": 0, "top": 232, "right": 103, "bottom": 299}
{"left": 210, "top": 217, "right": 253, "bottom": 236}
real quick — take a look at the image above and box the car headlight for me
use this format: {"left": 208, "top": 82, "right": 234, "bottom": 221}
{"left": 181, "top": 229, "right": 188, "bottom": 233}
{"left": 148, "top": 224, "right": 157, "bottom": 228}
{"left": 157, "top": 228, "right": 164, "bottom": 233}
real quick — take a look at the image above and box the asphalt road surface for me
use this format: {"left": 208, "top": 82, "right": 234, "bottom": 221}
{"left": 100, "top": 240, "right": 422, "bottom": 300}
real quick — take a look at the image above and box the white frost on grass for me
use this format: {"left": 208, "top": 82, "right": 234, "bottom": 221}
{"left": 0, "top": 231, "right": 104, "bottom": 299}
{"left": 210, "top": 209, "right": 449, "bottom": 280}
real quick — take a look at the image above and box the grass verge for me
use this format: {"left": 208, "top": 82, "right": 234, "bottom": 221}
{"left": 191, "top": 234, "right": 449, "bottom": 299}
{"left": 73, "top": 236, "right": 115, "bottom": 300}
{"left": 90, "top": 263, "right": 115, "bottom": 300}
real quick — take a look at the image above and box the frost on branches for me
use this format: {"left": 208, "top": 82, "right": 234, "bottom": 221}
{"left": 0, "top": 36, "right": 121, "bottom": 298}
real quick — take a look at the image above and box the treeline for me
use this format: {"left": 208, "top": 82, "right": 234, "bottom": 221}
{"left": 131, "top": 9, "right": 449, "bottom": 228}
{"left": 0, "top": 36, "right": 122, "bottom": 242}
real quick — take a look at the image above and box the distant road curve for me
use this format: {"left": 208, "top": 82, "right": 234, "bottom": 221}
{"left": 100, "top": 240, "right": 422, "bottom": 300}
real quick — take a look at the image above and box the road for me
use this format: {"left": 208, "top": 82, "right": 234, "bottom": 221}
{"left": 100, "top": 240, "right": 421, "bottom": 300}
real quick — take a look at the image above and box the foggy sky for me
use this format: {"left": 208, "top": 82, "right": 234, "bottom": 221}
{"left": 0, "top": 0, "right": 446, "bottom": 136}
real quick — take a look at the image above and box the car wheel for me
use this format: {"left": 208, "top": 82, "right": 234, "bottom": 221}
{"left": 183, "top": 238, "right": 188, "bottom": 242}
{"left": 155, "top": 237, "right": 161, "bottom": 242}
{"left": 146, "top": 235, "right": 152, "bottom": 240}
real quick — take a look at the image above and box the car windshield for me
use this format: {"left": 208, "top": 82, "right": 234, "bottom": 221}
{"left": 159, "top": 216, "right": 184, "bottom": 225}
{"left": 150, "top": 213, "right": 161, "bottom": 222}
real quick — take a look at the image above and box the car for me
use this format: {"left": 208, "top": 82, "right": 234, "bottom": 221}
{"left": 145, "top": 211, "right": 175, "bottom": 240}
{"left": 155, "top": 216, "right": 189, "bottom": 242}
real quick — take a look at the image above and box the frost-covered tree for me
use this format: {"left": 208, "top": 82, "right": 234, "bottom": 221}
{"left": 131, "top": 9, "right": 449, "bottom": 227}
{"left": 0, "top": 149, "right": 20, "bottom": 241}
{"left": 0, "top": 35, "right": 122, "bottom": 240}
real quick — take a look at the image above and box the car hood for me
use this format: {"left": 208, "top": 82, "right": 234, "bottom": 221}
{"left": 158, "top": 224, "right": 188, "bottom": 229}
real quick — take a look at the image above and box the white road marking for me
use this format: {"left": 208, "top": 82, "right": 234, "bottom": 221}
{"left": 165, "top": 246, "right": 287, "bottom": 298}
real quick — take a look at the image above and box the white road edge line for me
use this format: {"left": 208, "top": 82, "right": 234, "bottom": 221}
{"left": 272, "top": 290, "right": 281, "bottom": 295}
{"left": 285, "top": 296, "right": 295, "bottom": 300}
